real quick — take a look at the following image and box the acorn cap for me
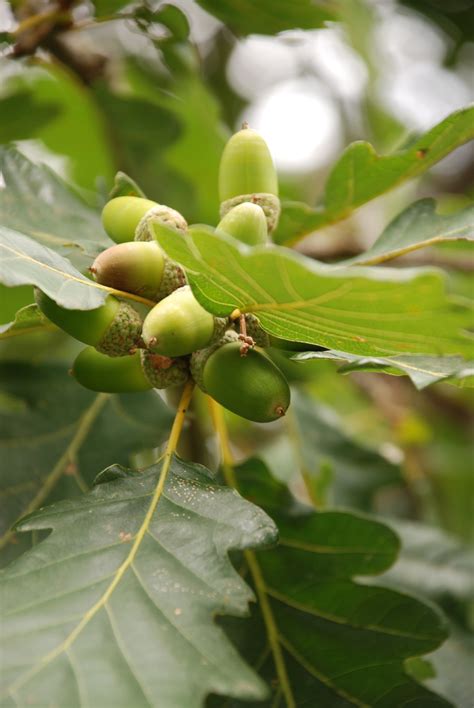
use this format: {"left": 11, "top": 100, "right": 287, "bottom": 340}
{"left": 102, "top": 196, "right": 158, "bottom": 244}
{"left": 91, "top": 241, "right": 165, "bottom": 301}
{"left": 219, "top": 127, "right": 278, "bottom": 202}
{"left": 219, "top": 193, "right": 281, "bottom": 234}
{"left": 140, "top": 351, "right": 189, "bottom": 388}
{"left": 135, "top": 204, "right": 188, "bottom": 242}
{"left": 96, "top": 301, "right": 143, "bottom": 357}
{"left": 72, "top": 347, "right": 151, "bottom": 393}
{"left": 217, "top": 202, "right": 268, "bottom": 246}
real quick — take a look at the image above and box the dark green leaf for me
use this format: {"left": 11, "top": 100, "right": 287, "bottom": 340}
{"left": 154, "top": 225, "right": 473, "bottom": 358}
{"left": 0, "top": 362, "right": 172, "bottom": 566}
{"left": 221, "top": 459, "right": 451, "bottom": 707}
{"left": 195, "top": 0, "right": 336, "bottom": 35}
{"left": 344, "top": 199, "right": 474, "bottom": 266}
{"left": 0, "top": 91, "right": 61, "bottom": 143}
{"left": 274, "top": 106, "right": 474, "bottom": 245}
{"left": 0, "top": 458, "right": 276, "bottom": 706}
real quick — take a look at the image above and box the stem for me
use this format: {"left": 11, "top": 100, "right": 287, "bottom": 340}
{"left": 208, "top": 397, "right": 296, "bottom": 708}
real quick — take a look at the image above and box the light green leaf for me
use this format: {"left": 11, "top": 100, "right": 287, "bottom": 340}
{"left": 344, "top": 199, "right": 474, "bottom": 266}
{"left": 0, "top": 459, "right": 276, "bottom": 706}
{"left": 274, "top": 106, "right": 474, "bottom": 245}
{"left": 0, "top": 147, "right": 111, "bottom": 263}
{"left": 0, "top": 227, "right": 111, "bottom": 310}
{"left": 154, "top": 224, "right": 473, "bottom": 358}
{"left": 294, "top": 350, "right": 474, "bottom": 389}
{"left": 109, "top": 171, "right": 147, "bottom": 200}
{"left": 216, "top": 459, "right": 451, "bottom": 707}
{"left": 195, "top": 0, "right": 336, "bottom": 35}
{"left": 0, "top": 362, "right": 173, "bottom": 567}
{"left": 0, "top": 304, "right": 48, "bottom": 339}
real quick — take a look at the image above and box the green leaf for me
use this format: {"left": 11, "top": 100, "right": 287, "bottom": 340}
{"left": 0, "top": 304, "right": 48, "bottom": 339}
{"left": 344, "top": 199, "right": 474, "bottom": 266}
{"left": 221, "top": 459, "right": 451, "bottom": 707}
{"left": 109, "top": 171, "right": 147, "bottom": 199}
{"left": 0, "top": 362, "right": 173, "bottom": 566}
{"left": 154, "top": 225, "right": 473, "bottom": 358}
{"left": 0, "top": 227, "right": 110, "bottom": 310}
{"left": 0, "top": 147, "right": 111, "bottom": 263}
{"left": 195, "top": 0, "right": 336, "bottom": 35}
{"left": 0, "top": 458, "right": 276, "bottom": 706}
{"left": 0, "top": 284, "right": 34, "bottom": 325}
{"left": 294, "top": 350, "right": 474, "bottom": 389}
{"left": 274, "top": 106, "right": 474, "bottom": 245}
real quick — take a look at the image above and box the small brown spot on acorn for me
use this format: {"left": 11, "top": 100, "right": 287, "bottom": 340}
{"left": 416, "top": 148, "right": 428, "bottom": 159}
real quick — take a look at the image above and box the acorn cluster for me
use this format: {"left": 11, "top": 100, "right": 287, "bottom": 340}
{"left": 35, "top": 126, "right": 291, "bottom": 423}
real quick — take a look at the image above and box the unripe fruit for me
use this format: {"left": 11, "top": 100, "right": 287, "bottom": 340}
{"left": 142, "top": 285, "right": 227, "bottom": 357}
{"left": 217, "top": 202, "right": 268, "bottom": 246}
{"left": 102, "top": 196, "right": 158, "bottom": 244}
{"left": 191, "top": 333, "right": 290, "bottom": 422}
{"left": 219, "top": 126, "right": 278, "bottom": 202}
{"left": 219, "top": 125, "right": 280, "bottom": 233}
{"left": 35, "top": 291, "right": 142, "bottom": 357}
{"left": 91, "top": 242, "right": 165, "bottom": 301}
{"left": 72, "top": 348, "right": 189, "bottom": 392}
{"left": 72, "top": 348, "right": 151, "bottom": 392}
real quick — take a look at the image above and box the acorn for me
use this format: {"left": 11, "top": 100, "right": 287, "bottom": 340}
{"left": 218, "top": 124, "right": 280, "bottom": 233}
{"left": 72, "top": 348, "right": 152, "bottom": 392}
{"left": 142, "top": 285, "right": 228, "bottom": 358}
{"left": 217, "top": 202, "right": 268, "bottom": 246}
{"left": 101, "top": 196, "right": 159, "bottom": 244}
{"left": 191, "top": 331, "right": 290, "bottom": 423}
{"left": 72, "top": 348, "right": 189, "bottom": 392}
{"left": 35, "top": 290, "right": 142, "bottom": 357}
{"left": 90, "top": 241, "right": 185, "bottom": 302}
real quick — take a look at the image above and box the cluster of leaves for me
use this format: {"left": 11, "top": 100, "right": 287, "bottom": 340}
{"left": 0, "top": 0, "right": 473, "bottom": 706}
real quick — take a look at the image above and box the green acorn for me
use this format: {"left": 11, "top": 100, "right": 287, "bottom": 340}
{"left": 72, "top": 348, "right": 189, "bottom": 392}
{"left": 91, "top": 241, "right": 172, "bottom": 301}
{"left": 142, "top": 285, "right": 228, "bottom": 358}
{"left": 102, "top": 196, "right": 159, "bottom": 244}
{"left": 218, "top": 124, "right": 280, "bottom": 233}
{"left": 217, "top": 202, "right": 268, "bottom": 246}
{"left": 35, "top": 290, "right": 142, "bottom": 357}
{"left": 191, "top": 331, "right": 290, "bottom": 423}
{"left": 72, "top": 348, "right": 152, "bottom": 392}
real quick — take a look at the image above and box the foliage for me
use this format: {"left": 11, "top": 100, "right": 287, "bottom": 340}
{"left": 0, "top": 0, "right": 473, "bottom": 706}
